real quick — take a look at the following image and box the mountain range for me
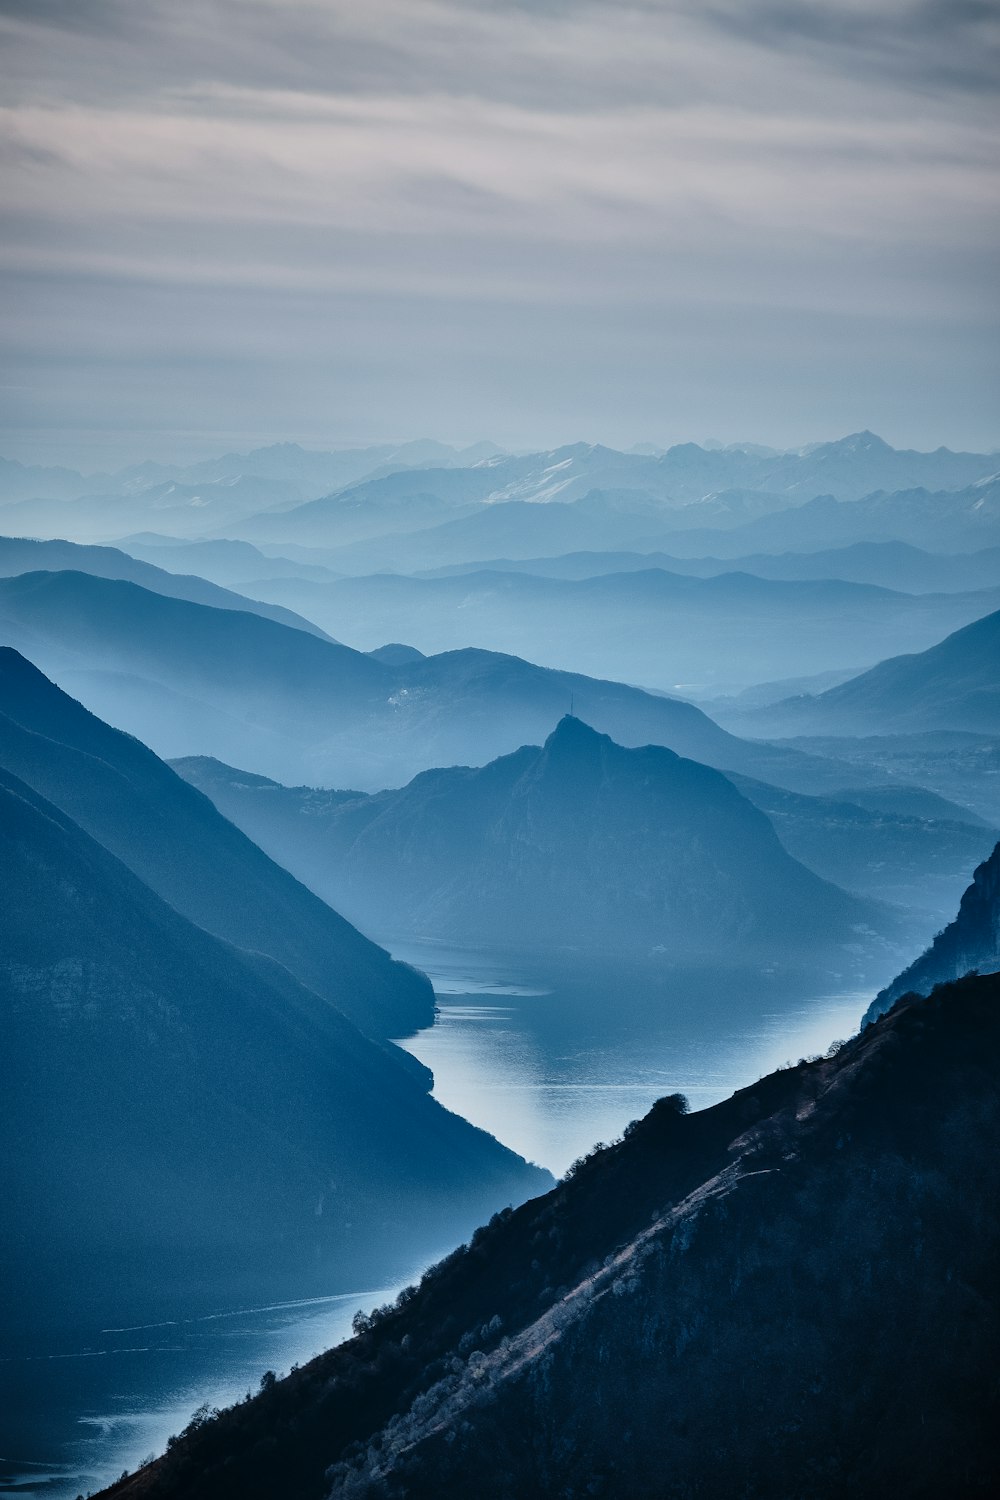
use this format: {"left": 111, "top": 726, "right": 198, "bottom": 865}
{"left": 0, "top": 567, "right": 889, "bottom": 796}
{"left": 100, "top": 965, "right": 1000, "bottom": 1500}
{"left": 0, "top": 759, "right": 549, "bottom": 1343}
{"left": 175, "top": 717, "right": 884, "bottom": 962}
{"left": 7, "top": 435, "right": 996, "bottom": 562}
{"left": 418, "top": 540, "right": 1000, "bottom": 595}
{"left": 240, "top": 567, "right": 1000, "bottom": 693}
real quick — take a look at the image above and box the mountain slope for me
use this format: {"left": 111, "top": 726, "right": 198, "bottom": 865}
{"left": 0, "top": 769, "right": 550, "bottom": 1341}
{"left": 0, "top": 533, "right": 334, "bottom": 639}
{"left": 0, "top": 568, "right": 880, "bottom": 796}
{"left": 725, "top": 772, "right": 997, "bottom": 921}
{"left": 864, "top": 841, "right": 1000, "bottom": 1023}
{"left": 176, "top": 718, "right": 883, "bottom": 960}
{"left": 103, "top": 968, "right": 1000, "bottom": 1500}
{"left": 0, "top": 648, "right": 432, "bottom": 1040}
{"left": 736, "top": 608, "right": 1000, "bottom": 737}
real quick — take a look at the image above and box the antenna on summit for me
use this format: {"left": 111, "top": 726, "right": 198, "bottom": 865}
{"left": 570, "top": 692, "right": 575, "bottom": 718}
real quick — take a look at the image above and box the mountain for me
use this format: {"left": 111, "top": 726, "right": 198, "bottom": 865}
{"left": 0, "top": 442, "right": 508, "bottom": 545}
{"left": 0, "top": 455, "right": 104, "bottom": 503}
{"left": 725, "top": 773, "right": 996, "bottom": 921}
{"left": 237, "top": 432, "right": 998, "bottom": 544}
{"left": 731, "top": 608, "right": 1000, "bottom": 737}
{"left": 652, "top": 476, "right": 1000, "bottom": 559}
{"left": 101, "top": 968, "right": 1000, "bottom": 1500}
{"left": 0, "top": 474, "right": 310, "bottom": 542}
{"left": 763, "top": 730, "right": 1000, "bottom": 830}
{"left": 0, "top": 767, "right": 550, "bottom": 1342}
{"left": 174, "top": 718, "right": 883, "bottom": 961}
{"left": 179, "top": 746, "right": 990, "bottom": 943}
{"left": 242, "top": 567, "right": 1000, "bottom": 694}
{"left": 864, "top": 841, "right": 1000, "bottom": 1024}
{"left": 420, "top": 541, "right": 1000, "bottom": 595}
{"left": 0, "top": 648, "right": 430, "bottom": 1041}
{"left": 114, "top": 534, "right": 343, "bottom": 587}
{"left": 0, "top": 568, "right": 885, "bottom": 797}
{"left": 0, "top": 534, "right": 335, "bottom": 639}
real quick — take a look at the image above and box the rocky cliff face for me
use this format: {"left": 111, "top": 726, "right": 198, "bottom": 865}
{"left": 865, "top": 840, "right": 1000, "bottom": 1023}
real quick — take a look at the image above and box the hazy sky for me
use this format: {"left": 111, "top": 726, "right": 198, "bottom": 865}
{"left": 1, "top": 0, "right": 998, "bottom": 468}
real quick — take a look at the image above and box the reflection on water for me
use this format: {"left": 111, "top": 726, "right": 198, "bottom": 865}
{"left": 0, "top": 1286, "right": 403, "bottom": 1500}
{"left": 393, "top": 942, "right": 876, "bottom": 1176}
{"left": 3, "top": 942, "right": 885, "bottom": 1499}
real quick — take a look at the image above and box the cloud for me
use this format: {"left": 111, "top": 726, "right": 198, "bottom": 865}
{"left": 0, "top": 0, "right": 997, "bottom": 462}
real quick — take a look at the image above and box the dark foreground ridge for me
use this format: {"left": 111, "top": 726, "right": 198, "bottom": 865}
{"left": 104, "top": 970, "right": 1000, "bottom": 1500}
{"left": 865, "top": 838, "right": 1000, "bottom": 1023}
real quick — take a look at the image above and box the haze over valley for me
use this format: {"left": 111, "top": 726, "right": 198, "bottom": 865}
{"left": 2, "top": 0, "right": 998, "bottom": 1494}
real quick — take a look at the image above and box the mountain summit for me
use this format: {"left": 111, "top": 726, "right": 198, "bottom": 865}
{"left": 178, "top": 717, "right": 879, "bottom": 960}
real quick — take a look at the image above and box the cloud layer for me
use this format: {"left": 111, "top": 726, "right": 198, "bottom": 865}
{"left": 1, "top": 0, "right": 998, "bottom": 464}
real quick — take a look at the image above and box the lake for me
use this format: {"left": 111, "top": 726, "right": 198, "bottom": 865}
{"left": 2, "top": 945, "right": 885, "bottom": 1499}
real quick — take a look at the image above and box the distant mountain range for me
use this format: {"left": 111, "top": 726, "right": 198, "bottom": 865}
{"left": 267, "top": 475, "right": 1000, "bottom": 576}
{"left": 0, "top": 567, "right": 887, "bottom": 797}
{"left": 175, "top": 717, "right": 886, "bottom": 963}
{"left": 4, "top": 435, "right": 996, "bottom": 558}
{"left": 865, "top": 840, "right": 1000, "bottom": 1024}
{"left": 102, "top": 967, "right": 1000, "bottom": 1500}
{"left": 115, "top": 534, "right": 343, "bottom": 588}
{"left": 1, "top": 766, "right": 549, "bottom": 1343}
{"left": 241, "top": 566, "right": 1000, "bottom": 692}
{"left": 0, "top": 439, "right": 503, "bottom": 505}
{"left": 726, "top": 608, "right": 1000, "bottom": 737}
{"left": 418, "top": 540, "right": 1000, "bottom": 595}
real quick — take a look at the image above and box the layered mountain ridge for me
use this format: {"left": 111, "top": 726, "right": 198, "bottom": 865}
{"left": 177, "top": 717, "right": 885, "bottom": 962}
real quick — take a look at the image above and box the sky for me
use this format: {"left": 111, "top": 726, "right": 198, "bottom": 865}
{"left": 1, "top": 0, "right": 998, "bottom": 469}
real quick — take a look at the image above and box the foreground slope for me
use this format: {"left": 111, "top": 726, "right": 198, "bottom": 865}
{"left": 106, "top": 969, "right": 1000, "bottom": 1500}
{"left": 0, "top": 770, "right": 550, "bottom": 1340}
{"left": 0, "top": 649, "right": 431, "bottom": 1040}
{"left": 865, "top": 840, "right": 1000, "bottom": 1024}
{"left": 176, "top": 717, "right": 882, "bottom": 961}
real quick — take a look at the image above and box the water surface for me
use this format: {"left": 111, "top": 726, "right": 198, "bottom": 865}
{"left": 4, "top": 945, "right": 882, "bottom": 1497}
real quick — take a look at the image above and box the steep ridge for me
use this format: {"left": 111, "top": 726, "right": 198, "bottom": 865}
{"left": 865, "top": 841, "right": 1000, "bottom": 1024}
{"left": 103, "top": 969, "right": 1000, "bottom": 1500}
{"left": 0, "top": 770, "right": 550, "bottom": 1340}
{"left": 0, "top": 534, "right": 334, "bottom": 639}
{"left": 176, "top": 718, "right": 884, "bottom": 960}
{"left": 0, "top": 568, "right": 878, "bottom": 796}
{"left": 0, "top": 648, "right": 432, "bottom": 1040}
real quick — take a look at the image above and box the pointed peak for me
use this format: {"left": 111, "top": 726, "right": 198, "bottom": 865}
{"left": 545, "top": 714, "right": 606, "bottom": 750}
